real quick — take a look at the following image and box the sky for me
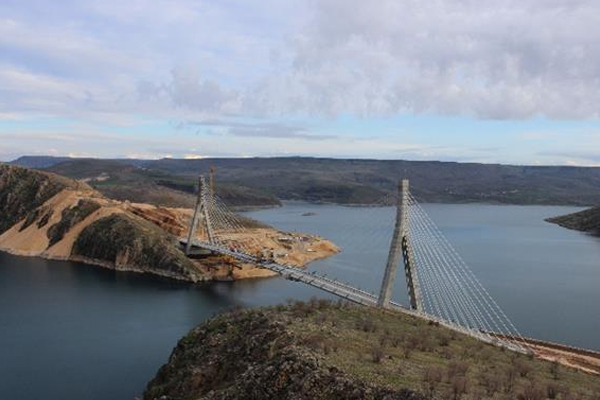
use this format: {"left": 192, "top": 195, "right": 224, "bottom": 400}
{"left": 1, "top": 0, "right": 599, "bottom": 165}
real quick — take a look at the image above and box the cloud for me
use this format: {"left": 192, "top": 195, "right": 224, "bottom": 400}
{"left": 536, "top": 151, "right": 600, "bottom": 166}
{"left": 2, "top": 0, "right": 599, "bottom": 121}
{"left": 188, "top": 119, "right": 337, "bottom": 140}
{"left": 249, "top": 0, "right": 600, "bottom": 119}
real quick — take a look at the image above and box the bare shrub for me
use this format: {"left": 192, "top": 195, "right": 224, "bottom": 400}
{"left": 513, "top": 358, "right": 532, "bottom": 378}
{"left": 379, "top": 333, "right": 389, "bottom": 347}
{"left": 301, "top": 333, "right": 325, "bottom": 351}
{"left": 468, "top": 387, "right": 485, "bottom": 400}
{"left": 329, "top": 314, "right": 339, "bottom": 328}
{"left": 422, "top": 366, "right": 444, "bottom": 398}
{"left": 479, "top": 371, "right": 502, "bottom": 396}
{"left": 549, "top": 360, "right": 560, "bottom": 380}
{"left": 478, "top": 347, "right": 494, "bottom": 362}
{"left": 449, "top": 375, "right": 468, "bottom": 400}
{"left": 315, "top": 312, "right": 328, "bottom": 325}
{"left": 371, "top": 345, "right": 385, "bottom": 363}
{"left": 417, "top": 333, "right": 435, "bottom": 352}
{"left": 356, "top": 317, "right": 377, "bottom": 333}
{"left": 290, "top": 301, "right": 311, "bottom": 318}
{"left": 503, "top": 365, "right": 517, "bottom": 394}
{"left": 447, "top": 361, "right": 470, "bottom": 380}
{"left": 438, "top": 332, "right": 451, "bottom": 346}
{"left": 546, "top": 382, "right": 561, "bottom": 399}
{"left": 406, "top": 334, "right": 420, "bottom": 350}
{"left": 440, "top": 346, "right": 453, "bottom": 359}
{"left": 517, "top": 382, "right": 544, "bottom": 400}
{"left": 317, "top": 298, "right": 331, "bottom": 309}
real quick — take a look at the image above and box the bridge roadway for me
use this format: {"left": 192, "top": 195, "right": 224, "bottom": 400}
{"left": 182, "top": 239, "right": 385, "bottom": 307}
{"left": 182, "top": 239, "right": 528, "bottom": 354}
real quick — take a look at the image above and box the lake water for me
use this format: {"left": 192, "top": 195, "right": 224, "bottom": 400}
{"left": 1, "top": 203, "right": 599, "bottom": 400}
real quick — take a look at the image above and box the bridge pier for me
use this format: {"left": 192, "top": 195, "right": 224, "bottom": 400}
{"left": 377, "top": 179, "right": 422, "bottom": 311}
{"left": 185, "top": 175, "right": 215, "bottom": 255}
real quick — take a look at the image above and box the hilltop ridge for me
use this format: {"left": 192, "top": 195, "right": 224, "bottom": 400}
{"left": 12, "top": 155, "right": 600, "bottom": 206}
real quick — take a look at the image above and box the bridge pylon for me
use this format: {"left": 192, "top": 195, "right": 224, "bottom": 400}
{"left": 185, "top": 175, "right": 215, "bottom": 255}
{"left": 377, "top": 179, "right": 423, "bottom": 311}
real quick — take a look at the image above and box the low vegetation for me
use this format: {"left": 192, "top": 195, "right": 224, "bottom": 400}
{"left": 145, "top": 300, "right": 600, "bottom": 400}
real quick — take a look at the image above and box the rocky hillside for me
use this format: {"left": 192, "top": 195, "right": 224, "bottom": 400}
{"left": 547, "top": 207, "right": 600, "bottom": 235}
{"left": 145, "top": 301, "right": 600, "bottom": 400}
{"left": 0, "top": 164, "right": 336, "bottom": 282}
{"left": 0, "top": 163, "right": 81, "bottom": 233}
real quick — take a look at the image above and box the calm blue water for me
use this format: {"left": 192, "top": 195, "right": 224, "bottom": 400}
{"left": 1, "top": 203, "right": 599, "bottom": 400}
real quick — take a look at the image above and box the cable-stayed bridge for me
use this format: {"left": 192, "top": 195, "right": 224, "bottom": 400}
{"left": 180, "top": 176, "right": 529, "bottom": 354}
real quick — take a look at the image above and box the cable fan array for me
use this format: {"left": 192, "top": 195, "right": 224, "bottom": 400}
{"left": 186, "top": 181, "right": 528, "bottom": 353}
{"left": 195, "top": 193, "right": 267, "bottom": 257}
{"left": 406, "top": 192, "right": 528, "bottom": 351}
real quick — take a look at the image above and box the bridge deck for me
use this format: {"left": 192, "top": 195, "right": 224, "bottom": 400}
{"left": 182, "top": 239, "right": 527, "bottom": 354}
{"left": 181, "top": 239, "right": 381, "bottom": 307}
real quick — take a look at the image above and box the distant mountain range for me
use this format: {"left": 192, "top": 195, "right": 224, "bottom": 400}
{"left": 11, "top": 155, "right": 600, "bottom": 206}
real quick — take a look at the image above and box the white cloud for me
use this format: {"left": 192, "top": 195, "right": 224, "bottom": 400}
{"left": 252, "top": 0, "right": 600, "bottom": 119}
{"left": 2, "top": 0, "right": 599, "bottom": 121}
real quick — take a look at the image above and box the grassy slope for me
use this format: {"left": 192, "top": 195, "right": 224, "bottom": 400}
{"left": 146, "top": 301, "right": 600, "bottom": 400}
{"left": 287, "top": 302, "right": 600, "bottom": 399}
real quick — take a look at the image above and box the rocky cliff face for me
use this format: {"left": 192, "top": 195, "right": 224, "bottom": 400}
{"left": 0, "top": 164, "right": 74, "bottom": 234}
{"left": 547, "top": 206, "right": 600, "bottom": 235}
